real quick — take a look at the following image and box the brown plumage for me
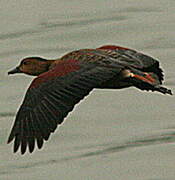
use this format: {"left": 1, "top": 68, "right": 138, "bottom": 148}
{"left": 7, "top": 45, "right": 172, "bottom": 154}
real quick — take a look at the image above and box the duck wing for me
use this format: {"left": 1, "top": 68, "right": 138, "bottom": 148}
{"left": 97, "top": 45, "right": 164, "bottom": 83}
{"left": 7, "top": 59, "right": 119, "bottom": 154}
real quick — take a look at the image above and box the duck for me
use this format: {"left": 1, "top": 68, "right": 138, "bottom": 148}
{"left": 7, "top": 45, "right": 172, "bottom": 154}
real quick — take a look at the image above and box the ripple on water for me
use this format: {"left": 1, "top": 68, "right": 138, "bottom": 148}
{"left": 0, "top": 112, "right": 15, "bottom": 117}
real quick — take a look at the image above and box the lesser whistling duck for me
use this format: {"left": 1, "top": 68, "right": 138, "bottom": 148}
{"left": 7, "top": 45, "right": 172, "bottom": 154}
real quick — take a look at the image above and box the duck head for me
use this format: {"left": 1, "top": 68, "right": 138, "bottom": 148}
{"left": 8, "top": 57, "right": 52, "bottom": 76}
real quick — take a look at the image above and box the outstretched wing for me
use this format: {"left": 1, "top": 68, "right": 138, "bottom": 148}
{"left": 7, "top": 59, "right": 119, "bottom": 154}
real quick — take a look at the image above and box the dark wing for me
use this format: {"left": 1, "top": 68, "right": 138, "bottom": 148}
{"left": 97, "top": 45, "right": 164, "bottom": 83}
{"left": 7, "top": 59, "right": 119, "bottom": 154}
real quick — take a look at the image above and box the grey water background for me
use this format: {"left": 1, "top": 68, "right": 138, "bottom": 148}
{"left": 0, "top": 0, "right": 175, "bottom": 179}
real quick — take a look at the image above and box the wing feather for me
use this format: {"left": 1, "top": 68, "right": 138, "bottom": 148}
{"left": 8, "top": 61, "right": 119, "bottom": 154}
{"left": 97, "top": 45, "right": 164, "bottom": 83}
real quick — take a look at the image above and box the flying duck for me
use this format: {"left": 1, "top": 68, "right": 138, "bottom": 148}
{"left": 7, "top": 45, "right": 172, "bottom": 154}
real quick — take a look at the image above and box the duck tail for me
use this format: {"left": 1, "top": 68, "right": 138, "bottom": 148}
{"left": 124, "top": 69, "right": 173, "bottom": 95}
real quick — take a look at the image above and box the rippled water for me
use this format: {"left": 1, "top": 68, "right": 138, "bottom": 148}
{"left": 1, "top": 0, "right": 175, "bottom": 180}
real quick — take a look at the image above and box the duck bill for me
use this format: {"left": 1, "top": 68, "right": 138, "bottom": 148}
{"left": 8, "top": 67, "right": 21, "bottom": 75}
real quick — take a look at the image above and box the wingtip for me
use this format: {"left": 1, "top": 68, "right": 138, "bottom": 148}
{"left": 7, "top": 136, "right": 13, "bottom": 144}
{"left": 29, "top": 148, "right": 35, "bottom": 154}
{"left": 21, "top": 150, "right": 26, "bottom": 155}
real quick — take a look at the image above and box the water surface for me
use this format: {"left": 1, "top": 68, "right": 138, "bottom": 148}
{"left": 1, "top": 0, "right": 175, "bottom": 180}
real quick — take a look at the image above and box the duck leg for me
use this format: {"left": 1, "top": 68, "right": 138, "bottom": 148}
{"left": 121, "top": 69, "right": 172, "bottom": 95}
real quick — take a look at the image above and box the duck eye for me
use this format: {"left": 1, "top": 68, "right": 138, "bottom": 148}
{"left": 23, "top": 61, "right": 30, "bottom": 65}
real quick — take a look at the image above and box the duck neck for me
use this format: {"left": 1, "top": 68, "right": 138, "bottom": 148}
{"left": 46, "top": 60, "right": 56, "bottom": 69}
{"left": 47, "top": 60, "right": 55, "bottom": 69}
{"left": 46, "top": 58, "right": 62, "bottom": 70}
